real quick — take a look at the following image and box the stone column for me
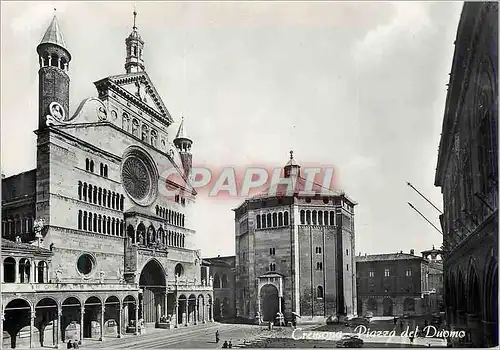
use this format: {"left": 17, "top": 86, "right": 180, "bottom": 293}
{"left": 0, "top": 312, "right": 4, "bottom": 349}
{"left": 184, "top": 301, "right": 188, "bottom": 327}
{"left": 99, "top": 305, "right": 105, "bottom": 341}
{"left": 210, "top": 300, "right": 214, "bottom": 322}
{"left": 55, "top": 308, "right": 62, "bottom": 348}
{"left": 30, "top": 308, "right": 35, "bottom": 348}
{"left": 202, "top": 301, "right": 206, "bottom": 324}
{"left": 80, "top": 309, "right": 85, "bottom": 344}
{"left": 174, "top": 302, "right": 179, "bottom": 328}
{"left": 134, "top": 303, "right": 139, "bottom": 335}
{"left": 15, "top": 259, "right": 19, "bottom": 283}
{"left": 31, "top": 260, "right": 36, "bottom": 283}
{"left": 194, "top": 300, "right": 198, "bottom": 325}
{"left": 117, "top": 302, "right": 122, "bottom": 338}
{"left": 163, "top": 292, "right": 168, "bottom": 319}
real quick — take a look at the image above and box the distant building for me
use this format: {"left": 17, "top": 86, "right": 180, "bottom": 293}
{"left": 356, "top": 249, "right": 440, "bottom": 317}
{"left": 434, "top": 2, "right": 498, "bottom": 347}
{"left": 233, "top": 152, "right": 357, "bottom": 324}
{"left": 202, "top": 256, "right": 236, "bottom": 321}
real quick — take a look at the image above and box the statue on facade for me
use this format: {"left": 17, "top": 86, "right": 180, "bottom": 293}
{"left": 99, "top": 271, "right": 105, "bottom": 284}
{"left": 138, "top": 233, "right": 144, "bottom": 246}
{"left": 209, "top": 276, "right": 213, "bottom": 287}
{"left": 55, "top": 265, "right": 63, "bottom": 283}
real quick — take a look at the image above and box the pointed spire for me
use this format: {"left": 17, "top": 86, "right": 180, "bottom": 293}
{"left": 39, "top": 14, "right": 67, "bottom": 49}
{"left": 175, "top": 116, "right": 190, "bottom": 140}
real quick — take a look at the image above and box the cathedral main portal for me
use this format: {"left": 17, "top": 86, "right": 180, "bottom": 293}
{"left": 139, "top": 260, "right": 167, "bottom": 324}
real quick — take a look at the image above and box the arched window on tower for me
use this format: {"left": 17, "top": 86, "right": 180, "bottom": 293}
{"left": 312, "top": 211, "right": 317, "bottom": 225}
{"left": 306, "top": 210, "right": 311, "bottom": 225}
{"left": 318, "top": 211, "right": 323, "bottom": 225}
{"left": 90, "top": 160, "right": 95, "bottom": 173}
{"left": 267, "top": 213, "right": 272, "bottom": 228}
{"left": 324, "top": 211, "right": 328, "bottom": 225}
{"left": 300, "top": 210, "right": 305, "bottom": 224}
{"left": 330, "top": 211, "right": 335, "bottom": 225}
{"left": 133, "top": 46, "right": 137, "bottom": 56}
{"left": 86, "top": 159, "right": 90, "bottom": 171}
{"left": 104, "top": 165, "right": 108, "bottom": 178}
{"left": 78, "top": 181, "right": 82, "bottom": 200}
{"left": 278, "top": 212, "right": 283, "bottom": 226}
{"left": 272, "top": 213, "right": 277, "bottom": 227}
{"left": 284, "top": 211, "right": 289, "bottom": 226}
{"left": 256, "top": 215, "right": 261, "bottom": 229}
{"left": 317, "top": 286, "right": 324, "bottom": 299}
{"left": 78, "top": 210, "right": 82, "bottom": 229}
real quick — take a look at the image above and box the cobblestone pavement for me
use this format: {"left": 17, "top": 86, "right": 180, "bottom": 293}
{"left": 81, "top": 322, "right": 300, "bottom": 349}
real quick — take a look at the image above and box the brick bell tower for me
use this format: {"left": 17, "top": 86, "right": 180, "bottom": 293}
{"left": 173, "top": 117, "right": 193, "bottom": 177}
{"left": 36, "top": 14, "right": 71, "bottom": 130}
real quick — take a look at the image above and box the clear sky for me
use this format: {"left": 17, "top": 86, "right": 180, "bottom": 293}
{"left": 1, "top": 1, "right": 463, "bottom": 258}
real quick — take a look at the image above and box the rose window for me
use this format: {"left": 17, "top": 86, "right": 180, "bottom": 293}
{"left": 122, "top": 156, "right": 152, "bottom": 201}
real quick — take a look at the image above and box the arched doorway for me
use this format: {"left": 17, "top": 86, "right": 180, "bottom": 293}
{"left": 404, "top": 298, "right": 415, "bottom": 312}
{"left": 3, "top": 298, "right": 31, "bottom": 348}
{"left": 367, "top": 299, "right": 377, "bottom": 315}
{"left": 139, "top": 259, "right": 167, "bottom": 324}
{"left": 260, "top": 284, "right": 279, "bottom": 322}
{"left": 214, "top": 299, "right": 221, "bottom": 321}
{"left": 382, "top": 298, "right": 393, "bottom": 316}
{"left": 140, "top": 262, "right": 165, "bottom": 322}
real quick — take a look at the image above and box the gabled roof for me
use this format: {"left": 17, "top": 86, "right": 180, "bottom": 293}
{"left": 94, "top": 71, "right": 173, "bottom": 124}
{"left": 356, "top": 252, "right": 423, "bottom": 263}
{"left": 2, "top": 238, "right": 53, "bottom": 257}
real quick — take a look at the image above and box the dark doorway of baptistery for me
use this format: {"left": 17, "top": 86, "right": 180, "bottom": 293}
{"left": 260, "top": 284, "right": 279, "bottom": 322}
{"left": 139, "top": 259, "right": 167, "bottom": 324}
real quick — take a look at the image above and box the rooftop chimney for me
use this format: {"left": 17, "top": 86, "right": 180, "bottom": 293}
{"left": 410, "top": 249, "right": 414, "bottom": 255}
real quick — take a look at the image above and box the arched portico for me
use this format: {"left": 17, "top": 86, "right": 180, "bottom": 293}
{"left": 3, "top": 298, "right": 32, "bottom": 349}
{"left": 139, "top": 259, "right": 167, "bottom": 324}
{"left": 256, "top": 273, "right": 284, "bottom": 324}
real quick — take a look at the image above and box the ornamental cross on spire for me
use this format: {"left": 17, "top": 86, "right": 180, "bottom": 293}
{"left": 290, "top": 150, "right": 294, "bottom": 160}
{"left": 133, "top": 7, "right": 137, "bottom": 29}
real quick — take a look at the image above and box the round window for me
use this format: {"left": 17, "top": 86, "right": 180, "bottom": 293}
{"left": 122, "top": 156, "right": 152, "bottom": 201}
{"left": 77, "top": 254, "right": 95, "bottom": 275}
{"left": 121, "top": 147, "right": 158, "bottom": 207}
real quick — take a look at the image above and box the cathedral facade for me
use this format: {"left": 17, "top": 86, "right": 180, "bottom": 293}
{"left": 233, "top": 154, "right": 357, "bottom": 324}
{"left": 1, "top": 13, "right": 213, "bottom": 349}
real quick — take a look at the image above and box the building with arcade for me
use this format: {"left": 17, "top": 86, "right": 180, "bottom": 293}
{"left": 1, "top": 12, "right": 213, "bottom": 349}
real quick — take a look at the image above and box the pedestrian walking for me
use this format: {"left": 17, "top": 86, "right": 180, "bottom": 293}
{"left": 229, "top": 341, "right": 233, "bottom": 348}
{"left": 222, "top": 340, "right": 229, "bottom": 348}
{"left": 409, "top": 334, "right": 414, "bottom": 344}
{"left": 394, "top": 317, "right": 397, "bottom": 325}
{"left": 216, "top": 330, "right": 220, "bottom": 344}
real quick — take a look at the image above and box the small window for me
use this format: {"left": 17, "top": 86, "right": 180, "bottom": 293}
{"left": 269, "top": 263, "right": 276, "bottom": 272}
{"left": 384, "top": 269, "right": 390, "bottom": 277}
{"left": 316, "top": 247, "right": 322, "bottom": 254}
{"left": 369, "top": 271, "right": 375, "bottom": 277}
{"left": 316, "top": 262, "right": 323, "bottom": 271}
{"left": 406, "top": 269, "right": 412, "bottom": 277}
{"left": 347, "top": 264, "right": 349, "bottom": 271}
{"left": 317, "top": 286, "right": 324, "bottom": 298}
{"left": 269, "top": 248, "right": 276, "bottom": 256}
{"left": 346, "top": 249, "right": 349, "bottom": 256}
